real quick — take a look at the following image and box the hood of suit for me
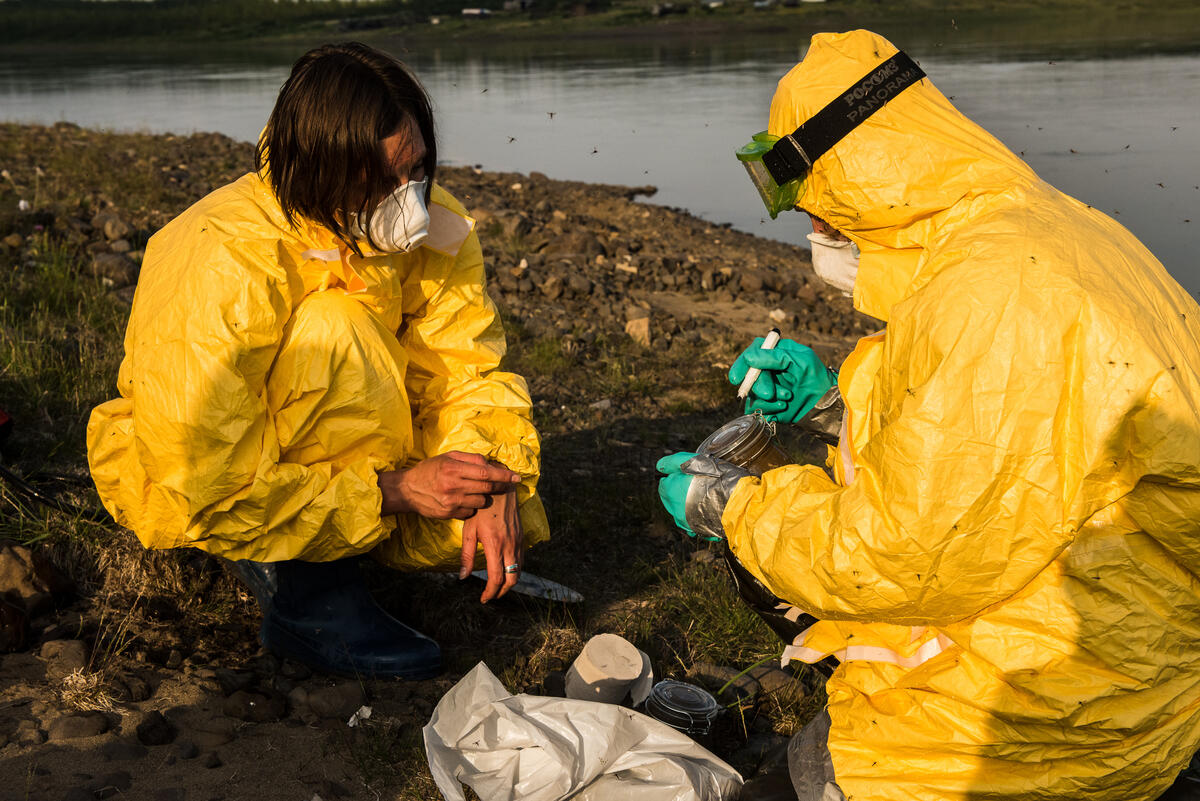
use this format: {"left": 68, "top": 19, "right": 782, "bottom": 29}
{"left": 768, "top": 30, "right": 1040, "bottom": 321}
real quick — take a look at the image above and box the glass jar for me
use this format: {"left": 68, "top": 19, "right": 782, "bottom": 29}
{"left": 697, "top": 412, "right": 793, "bottom": 475}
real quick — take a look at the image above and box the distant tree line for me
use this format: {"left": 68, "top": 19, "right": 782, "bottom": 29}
{"left": 0, "top": 0, "right": 615, "bottom": 42}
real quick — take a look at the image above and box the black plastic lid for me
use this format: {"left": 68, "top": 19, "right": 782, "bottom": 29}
{"left": 645, "top": 680, "right": 719, "bottom": 734}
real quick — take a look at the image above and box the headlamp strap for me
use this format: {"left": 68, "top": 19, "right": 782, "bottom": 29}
{"left": 763, "top": 51, "right": 925, "bottom": 184}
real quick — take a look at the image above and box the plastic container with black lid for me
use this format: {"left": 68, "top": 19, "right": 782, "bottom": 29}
{"left": 643, "top": 679, "right": 720, "bottom": 738}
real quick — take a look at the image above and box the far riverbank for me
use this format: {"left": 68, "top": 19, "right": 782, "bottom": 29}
{"left": 2, "top": 0, "right": 1199, "bottom": 54}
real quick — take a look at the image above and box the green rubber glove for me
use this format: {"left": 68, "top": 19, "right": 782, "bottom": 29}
{"left": 656, "top": 452, "right": 697, "bottom": 538}
{"left": 728, "top": 337, "right": 835, "bottom": 423}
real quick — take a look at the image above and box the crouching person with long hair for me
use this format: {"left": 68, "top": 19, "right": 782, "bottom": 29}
{"left": 87, "top": 42, "right": 550, "bottom": 679}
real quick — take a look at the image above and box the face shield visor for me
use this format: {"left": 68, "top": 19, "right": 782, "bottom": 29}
{"left": 736, "top": 51, "right": 926, "bottom": 220}
{"left": 737, "top": 133, "right": 802, "bottom": 220}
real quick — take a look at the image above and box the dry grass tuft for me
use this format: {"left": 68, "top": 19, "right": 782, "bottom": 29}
{"left": 87, "top": 585, "right": 147, "bottom": 672}
{"left": 760, "top": 682, "right": 823, "bottom": 738}
{"left": 59, "top": 667, "right": 116, "bottom": 713}
{"left": 521, "top": 623, "right": 585, "bottom": 685}
{"left": 93, "top": 541, "right": 197, "bottom": 602}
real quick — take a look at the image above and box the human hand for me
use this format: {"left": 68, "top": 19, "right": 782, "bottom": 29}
{"left": 460, "top": 485, "right": 523, "bottom": 603}
{"left": 728, "top": 337, "right": 834, "bottom": 423}
{"left": 379, "top": 451, "right": 520, "bottom": 519}
{"left": 656, "top": 451, "right": 698, "bottom": 538}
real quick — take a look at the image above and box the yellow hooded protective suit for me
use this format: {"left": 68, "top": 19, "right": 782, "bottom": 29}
{"left": 87, "top": 173, "right": 549, "bottom": 570}
{"left": 724, "top": 30, "right": 1200, "bottom": 800}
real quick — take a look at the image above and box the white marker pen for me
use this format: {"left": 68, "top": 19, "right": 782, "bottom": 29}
{"left": 737, "top": 328, "right": 782, "bottom": 399}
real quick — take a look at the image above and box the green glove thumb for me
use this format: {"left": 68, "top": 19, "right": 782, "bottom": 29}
{"left": 656, "top": 451, "right": 697, "bottom": 474}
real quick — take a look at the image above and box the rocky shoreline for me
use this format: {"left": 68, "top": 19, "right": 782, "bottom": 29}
{"left": 1, "top": 122, "right": 867, "bottom": 359}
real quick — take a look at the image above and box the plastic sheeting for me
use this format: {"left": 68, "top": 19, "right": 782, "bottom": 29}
{"left": 424, "top": 662, "right": 743, "bottom": 801}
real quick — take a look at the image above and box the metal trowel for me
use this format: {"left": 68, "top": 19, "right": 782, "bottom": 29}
{"left": 470, "top": 570, "right": 584, "bottom": 603}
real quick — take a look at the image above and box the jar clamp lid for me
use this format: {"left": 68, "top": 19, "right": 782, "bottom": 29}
{"left": 697, "top": 411, "right": 779, "bottom": 472}
{"left": 643, "top": 679, "right": 720, "bottom": 736}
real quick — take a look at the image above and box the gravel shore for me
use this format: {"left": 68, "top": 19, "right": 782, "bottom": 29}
{"left": 1, "top": 122, "right": 868, "bottom": 360}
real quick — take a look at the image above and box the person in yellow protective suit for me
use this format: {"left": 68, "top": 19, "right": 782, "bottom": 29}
{"left": 657, "top": 29, "right": 1200, "bottom": 801}
{"left": 87, "top": 42, "right": 549, "bottom": 679}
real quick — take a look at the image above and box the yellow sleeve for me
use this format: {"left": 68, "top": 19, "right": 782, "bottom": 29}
{"left": 87, "top": 217, "right": 390, "bottom": 562}
{"left": 724, "top": 273, "right": 1080, "bottom": 626}
{"left": 399, "top": 222, "right": 541, "bottom": 485}
{"left": 372, "top": 198, "right": 549, "bottom": 571}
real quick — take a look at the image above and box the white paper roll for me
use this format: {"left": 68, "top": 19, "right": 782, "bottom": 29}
{"left": 564, "top": 633, "right": 655, "bottom": 705}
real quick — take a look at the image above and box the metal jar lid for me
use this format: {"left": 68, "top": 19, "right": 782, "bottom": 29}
{"left": 644, "top": 680, "right": 720, "bottom": 735}
{"left": 698, "top": 413, "right": 776, "bottom": 466}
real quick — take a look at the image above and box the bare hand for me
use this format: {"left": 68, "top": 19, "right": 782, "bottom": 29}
{"left": 459, "top": 486, "right": 523, "bottom": 603}
{"left": 379, "top": 452, "right": 520, "bottom": 519}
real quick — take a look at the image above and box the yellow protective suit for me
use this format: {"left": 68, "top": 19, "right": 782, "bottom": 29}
{"left": 87, "top": 172, "right": 549, "bottom": 570}
{"left": 724, "top": 30, "right": 1200, "bottom": 801}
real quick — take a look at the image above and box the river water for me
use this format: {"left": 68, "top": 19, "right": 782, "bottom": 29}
{"left": 1, "top": 16, "right": 1197, "bottom": 293}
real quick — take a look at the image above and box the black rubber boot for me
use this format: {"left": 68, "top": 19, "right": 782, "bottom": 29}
{"left": 228, "top": 557, "right": 442, "bottom": 680}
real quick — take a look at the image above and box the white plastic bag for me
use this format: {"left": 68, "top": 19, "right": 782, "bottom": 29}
{"left": 423, "top": 662, "right": 743, "bottom": 801}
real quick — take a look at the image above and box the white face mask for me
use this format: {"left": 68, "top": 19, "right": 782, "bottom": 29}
{"left": 806, "top": 231, "right": 860, "bottom": 297}
{"left": 353, "top": 178, "right": 430, "bottom": 253}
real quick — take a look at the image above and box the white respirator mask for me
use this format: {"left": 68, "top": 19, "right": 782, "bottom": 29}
{"left": 806, "top": 231, "right": 860, "bottom": 297}
{"left": 353, "top": 178, "right": 430, "bottom": 253}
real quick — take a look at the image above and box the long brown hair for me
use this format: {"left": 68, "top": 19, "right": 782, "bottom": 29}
{"left": 255, "top": 42, "right": 436, "bottom": 253}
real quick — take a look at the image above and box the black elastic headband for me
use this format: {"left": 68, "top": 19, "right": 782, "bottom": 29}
{"left": 762, "top": 51, "right": 926, "bottom": 185}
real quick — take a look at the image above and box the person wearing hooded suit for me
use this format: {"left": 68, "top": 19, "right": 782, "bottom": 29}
{"left": 87, "top": 43, "right": 550, "bottom": 680}
{"left": 659, "top": 29, "right": 1200, "bottom": 801}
